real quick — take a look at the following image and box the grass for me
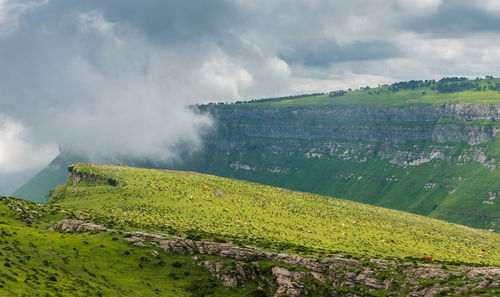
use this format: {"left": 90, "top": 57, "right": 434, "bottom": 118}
{"left": 49, "top": 164, "right": 500, "bottom": 266}
{"left": 217, "top": 78, "right": 500, "bottom": 108}
{"left": 0, "top": 197, "right": 255, "bottom": 297}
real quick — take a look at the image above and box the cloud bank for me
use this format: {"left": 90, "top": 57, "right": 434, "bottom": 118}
{"left": 2, "top": 0, "right": 500, "bottom": 193}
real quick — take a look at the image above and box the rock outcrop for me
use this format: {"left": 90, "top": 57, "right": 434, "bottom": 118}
{"left": 55, "top": 219, "right": 107, "bottom": 232}
{"left": 54, "top": 219, "right": 500, "bottom": 297}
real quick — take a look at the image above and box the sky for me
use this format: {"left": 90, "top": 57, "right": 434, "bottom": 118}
{"left": 1, "top": 0, "right": 500, "bottom": 194}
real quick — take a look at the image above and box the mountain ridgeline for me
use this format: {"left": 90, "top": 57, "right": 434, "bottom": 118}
{"left": 13, "top": 77, "right": 500, "bottom": 232}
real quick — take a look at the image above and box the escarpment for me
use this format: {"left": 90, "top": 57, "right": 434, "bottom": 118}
{"left": 173, "top": 103, "right": 500, "bottom": 232}
{"left": 210, "top": 104, "right": 500, "bottom": 144}
{"left": 213, "top": 104, "right": 500, "bottom": 121}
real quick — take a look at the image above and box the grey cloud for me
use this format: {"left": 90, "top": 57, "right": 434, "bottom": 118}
{"left": 280, "top": 40, "right": 400, "bottom": 68}
{"left": 0, "top": 0, "right": 290, "bottom": 190}
{"left": 403, "top": 0, "right": 500, "bottom": 36}
{"left": 27, "top": 0, "right": 246, "bottom": 45}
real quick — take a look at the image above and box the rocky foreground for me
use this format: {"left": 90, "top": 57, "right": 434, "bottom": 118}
{"left": 55, "top": 220, "right": 500, "bottom": 297}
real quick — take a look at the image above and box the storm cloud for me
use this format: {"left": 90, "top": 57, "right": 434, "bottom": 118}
{"left": 2, "top": 0, "right": 500, "bottom": 194}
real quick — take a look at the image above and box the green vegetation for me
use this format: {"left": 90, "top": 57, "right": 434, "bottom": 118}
{"left": 6, "top": 76, "right": 500, "bottom": 296}
{"left": 0, "top": 197, "right": 255, "bottom": 296}
{"left": 214, "top": 77, "right": 500, "bottom": 107}
{"left": 49, "top": 164, "right": 500, "bottom": 266}
{"left": 173, "top": 137, "right": 500, "bottom": 233}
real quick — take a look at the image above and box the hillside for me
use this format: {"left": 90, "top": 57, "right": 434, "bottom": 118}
{"left": 2, "top": 163, "right": 499, "bottom": 296}
{"left": 49, "top": 164, "right": 500, "bottom": 266}
{"left": 0, "top": 196, "right": 255, "bottom": 297}
{"left": 223, "top": 77, "right": 500, "bottom": 107}
{"left": 12, "top": 77, "right": 500, "bottom": 233}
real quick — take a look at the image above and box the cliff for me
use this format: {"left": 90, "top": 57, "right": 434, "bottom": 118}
{"left": 175, "top": 103, "right": 500, "bottom": 232}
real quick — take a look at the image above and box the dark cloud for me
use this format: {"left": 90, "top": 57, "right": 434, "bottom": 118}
{"left": 403, "top": 0, "right": 500, "bottom": 36}
{"left": 25, "top": 0, "right": 246, "bottom": 45}
{"left": 281, "top": 40, "right": 400, "bottom": 67}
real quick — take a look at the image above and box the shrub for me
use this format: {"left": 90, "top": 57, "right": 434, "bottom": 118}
{"left": 185, "top": 276, "right": 217, "bottom": 297}
{"left": 172, "top": 261, "right": 183, "bottom": 268}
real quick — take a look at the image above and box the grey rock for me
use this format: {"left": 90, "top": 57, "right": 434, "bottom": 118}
{"left": 53, "top": 219, "right": 500, "bottom": 296}
{"left": 272, "top": 267, "right": 308, "bottom": 297}
{"left": 133, "top": 241, "right": 146, "bottom": 247}
{"left": 488, "top": 282, "right": 499, "bottom": 289}
{"left": 55, "top": 220, "right": 107, "bottom": 232}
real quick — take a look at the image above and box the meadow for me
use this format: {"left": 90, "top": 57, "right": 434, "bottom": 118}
{"left": 218, "top": 77, "right": 500, "bottom": 108}
{"left": 50, "top": 164, "right": 500, "bottom": 266}
{"left": 0, "top": 197, "right": 256, "bottom": 297}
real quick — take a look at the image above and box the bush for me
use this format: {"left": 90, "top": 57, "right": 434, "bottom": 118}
{"left": 185, "top": 276, "right": 217, "bottom": 297}
{"left": 172, "top": 261, "right": 183, "bottom": 268}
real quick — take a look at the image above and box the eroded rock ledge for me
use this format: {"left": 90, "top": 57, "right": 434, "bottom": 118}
{"left": 54, "top": 220, "right": 500, "bottom": 297}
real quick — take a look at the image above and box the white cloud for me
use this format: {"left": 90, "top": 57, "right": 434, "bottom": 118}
{"left": 268, "top": 57, "right": 291, "bottom": 78}
{"left": 197, "top": 55, "right": 254, "bottom": 100}
{"left": 77, "top": 10, "right": 116, "bottom": 35}
{"left": 398, "top": 0, "right": 442, "bottom": 14}
{"left": 476, "top": 0, "right": 500, "bottom": 14}
{"left": 0, "top": 7, "right": 218, "bottom": 167}
{"left": 0, "top": 115, "right": 58, "bottom": 174}
{"left": 0, "top": 0, "right": 48, "bottom": 36}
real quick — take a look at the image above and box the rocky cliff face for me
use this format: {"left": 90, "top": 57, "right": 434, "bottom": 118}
{"left": 215, "top": 104, "right": 500, "bottom": 121}
{"left": 213, "top": 104, "right": 500, "bottom": 144}
{"left": 239, "top": 122, "right": 494, "bottom": 144}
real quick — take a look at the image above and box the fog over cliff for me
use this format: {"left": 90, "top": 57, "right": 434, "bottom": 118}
{"left": 2, "top": 0, "right": 500, "bottom": 194}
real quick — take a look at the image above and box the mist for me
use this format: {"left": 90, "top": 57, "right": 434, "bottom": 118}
{"left": 0, "top": 1, "right": 289, "bottom": 194}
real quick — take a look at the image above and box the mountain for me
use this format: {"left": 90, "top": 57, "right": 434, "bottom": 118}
{"left": 175, "top": 78, "right": 500, "bottom": 232}
{"left": 0, "top": 170, "right": 37, "bottom": 197}
{"left": 11, "top": 163, "right": 494, "bottom": 296}
{"left": 13, "top": 77, "right": 500, "bottom": 232}
{"left": 11, "top": 152, "right": 89, "bottom": 203}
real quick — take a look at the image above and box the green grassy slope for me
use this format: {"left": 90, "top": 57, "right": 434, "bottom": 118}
{"left": 221, "top": 77, "right": 500, "bottom": 108}
{"left": 49, "top": 164, "right": 500, "bottom": 266}
{"left": 0, "top": 197, "right": 253, "bottom": 297}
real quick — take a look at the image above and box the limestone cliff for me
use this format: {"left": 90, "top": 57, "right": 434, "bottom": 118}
{"left": 176, "top": 103, "right": 500, "bottom": 232}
